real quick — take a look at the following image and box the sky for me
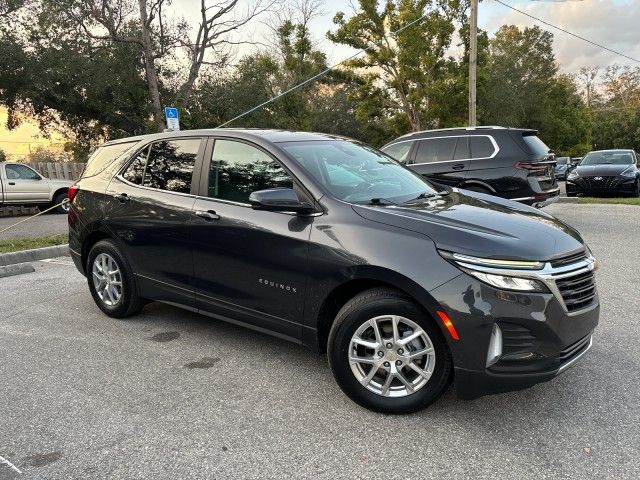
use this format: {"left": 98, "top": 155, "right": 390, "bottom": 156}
{"left": 172, "top": 0, "right": 640, "bottom": 73}
{"left": 2, "top": 0, "right": 639, "bottom": 154}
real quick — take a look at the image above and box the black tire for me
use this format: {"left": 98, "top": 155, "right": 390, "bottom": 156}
{"left": 566, "top": 191, "right": 576, "bottom": 197}
{"left": 86, "top": 239, "right": 145, "bottom": 318}
{"left": 633, "top": 180, "right": 640, "bottom": 198}
{"left": 328, "top": 288, "right": 452, "bottom": 414}
{"left": 52, "top": 191, "right": 70, "bottom": 214}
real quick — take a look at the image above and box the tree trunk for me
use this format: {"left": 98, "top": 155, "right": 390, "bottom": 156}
{"left": 138, "top": 0, "right": 165, "bottom": 132}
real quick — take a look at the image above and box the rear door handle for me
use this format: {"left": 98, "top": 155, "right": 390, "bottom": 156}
{"left": 195, "top": 210, "right": 220, "bottom": 221}
{"left": 114, "top": 193, "right": 130, "bottom": 203}
{"left": 452, "top": 164, "right": 465, "bottom": 171}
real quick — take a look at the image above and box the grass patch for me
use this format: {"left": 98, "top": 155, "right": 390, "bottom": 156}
{"left": 0, "top": 233, "right": 68, "bottom": 254}
{"left": 577, "top": 197, "right": 640, "bottom": 206}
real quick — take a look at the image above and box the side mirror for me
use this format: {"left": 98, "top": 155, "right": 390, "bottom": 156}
{"left": 249, "top": 188, "right": 314, "bottom": 214}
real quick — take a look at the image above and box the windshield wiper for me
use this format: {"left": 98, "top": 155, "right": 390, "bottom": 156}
{"left": 402, "top": 190, "right": 449, "bottom": 204}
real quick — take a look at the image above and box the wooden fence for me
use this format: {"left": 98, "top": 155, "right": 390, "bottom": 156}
{"left": 29, "top": 162, "right": 85, "bottom": 181}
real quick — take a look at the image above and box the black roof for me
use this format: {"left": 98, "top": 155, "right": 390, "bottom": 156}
{"left": 104, "top": 129, "right": 342, "bottom": 146}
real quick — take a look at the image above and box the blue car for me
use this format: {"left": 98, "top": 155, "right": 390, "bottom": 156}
{"left": 555, "top": 157, "right": 570, "bottom": 180}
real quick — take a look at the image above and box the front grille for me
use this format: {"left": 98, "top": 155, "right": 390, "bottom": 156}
{"left": 555, "top": 269, "right": 597, "bottom": 312}
{"left": 559, "top": 334, "right": 591, "bottom": 364}
{"left": 575, "top": 176, "right": 622, "bottom": 190}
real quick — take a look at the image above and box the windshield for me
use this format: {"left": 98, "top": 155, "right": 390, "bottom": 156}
{"left": 556, "top": 157, "right": 569, "bottom": 165}
{"left": 279, "top": 140, "right": 437, "bottom": 204}
{"left": 580, "top": 151, "right": 634, "bottom": 166}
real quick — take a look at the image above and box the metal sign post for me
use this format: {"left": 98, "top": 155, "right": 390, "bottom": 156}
{"left": 164, "top": 107, "right": 180, "bottom": 131}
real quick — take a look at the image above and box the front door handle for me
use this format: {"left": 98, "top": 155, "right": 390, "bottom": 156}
{"left": 8, "top": 182, "right": 15, "bottom": 185}
{"left": 195, "top": 210, "right": 220, "bottom": 221}
{"left": 114, "top": 193, "right": 130, "bottom": 203}
{"left": 452, "top": 164, "right": 465, "bottom": 171}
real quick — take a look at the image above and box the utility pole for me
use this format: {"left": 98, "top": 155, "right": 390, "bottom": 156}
{"left": 469, "top": 0, "right": 478, "bottom": 127}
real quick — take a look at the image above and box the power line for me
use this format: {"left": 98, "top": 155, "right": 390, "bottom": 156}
{"left": 493, "top": 0, "right": 640, "bottom": 65}
{"left": 215, "top": 12, "right": 432, "bottom": 128}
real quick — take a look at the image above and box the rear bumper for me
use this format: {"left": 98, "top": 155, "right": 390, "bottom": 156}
{"left": 511, "top": 187, "right": 560, "bottom": 206}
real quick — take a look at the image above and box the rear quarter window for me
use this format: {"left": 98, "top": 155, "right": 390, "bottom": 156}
{"left": 82, "top": 142, "right": 139, "bottom": 179}
{"left": 521, "top": 134, "right": 551, "bottom": 156}
{"left": 381, "top": 142, "right": 412, "bottom": 163}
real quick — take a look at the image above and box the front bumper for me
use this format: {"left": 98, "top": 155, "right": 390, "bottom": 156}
{"left": 429, "top": 272, "right": 599, "bottom": 400}
{"left": 567, "top": 176, "right": 637, "bottom": 195}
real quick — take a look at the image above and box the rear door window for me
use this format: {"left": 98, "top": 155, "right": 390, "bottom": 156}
{"left": 142, "top": 139, "right": 201, "bottom": 194}
{"left": 382, "top": 142, "right": 412, "bottom": 163}
{"left": 415, "top": 138, "right": 457, "bottom": 164}
{"left": 122, "top": 146, "right": 149, "bottom": 185}
{"left": 453, "top": 137, "right": 470, "bottom": 160}
{"left": 469, "top": 136, "right": 495, "bottom": 158}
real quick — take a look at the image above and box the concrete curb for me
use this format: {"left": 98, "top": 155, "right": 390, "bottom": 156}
{"left": 0, "top": 244, "right": 70, "bottom": 267}
{"left": 557, "top": 197, "right": 579, "bottom": 203}
{"left": 0, "top": 262, "right": 36, "bottom": 278}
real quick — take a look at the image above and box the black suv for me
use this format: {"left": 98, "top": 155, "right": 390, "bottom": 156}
{"left": 68, "top": 129, "right": 598, "bottom": 413}
{"left": 381, "top": 127, "right": 559, "bottom": 206}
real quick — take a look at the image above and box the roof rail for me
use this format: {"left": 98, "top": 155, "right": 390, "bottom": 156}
{"left": 397, "top": 126, "right": 507, "bottom": 139}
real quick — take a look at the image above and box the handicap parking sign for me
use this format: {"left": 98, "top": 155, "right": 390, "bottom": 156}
{"left": 164, "top": 107, "right": 180, "bottom": 131}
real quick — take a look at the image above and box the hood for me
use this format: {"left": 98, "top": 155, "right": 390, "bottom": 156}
{"left": 575, "top": 164, "right": 631, "bottom": 176}
{"left": 352, "top": 189, "right": 585, "bottom": 262}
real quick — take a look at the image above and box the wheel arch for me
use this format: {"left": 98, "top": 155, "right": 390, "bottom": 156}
{"left": 311, "top": 266, "right": 451, "bottom": 354}
{"left": 52, "top": 187, "right": 69, "bottom": 201}
{"left": 457, "top": 179, "right": 496, "bottom": 193}
{"left": 80, "top": 230, "right": 113, "bottom": 274}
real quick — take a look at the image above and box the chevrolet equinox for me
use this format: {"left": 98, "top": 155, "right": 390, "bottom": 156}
{"left": 68, "top": 129, "right": 599, "bottom": 413}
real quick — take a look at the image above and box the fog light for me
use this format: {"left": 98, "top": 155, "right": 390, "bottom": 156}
{"left": 486, "top": 324, "right": 503, "bottom": 367}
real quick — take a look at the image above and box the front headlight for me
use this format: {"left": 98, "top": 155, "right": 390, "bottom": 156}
{"left": 621, "top": 166, "right": 637, "bottom": 178}
{"left": 567, "top": 169, "right": 579, "bottom": 180}
{"left": 439, "top": 251, "right": 549, "bottom": 292}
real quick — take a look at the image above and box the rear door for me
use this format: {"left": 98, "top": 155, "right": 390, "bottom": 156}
{"left": 408, "top": 136, "right": 469, "bottom": 186}
{"left": 190, "top": 137, "right": 314, "bottom": 342}
{"left": 105, "top": 137, "right": 205, "bottom": 306}
{"left": 2, "top": 164, "right": 51, "bottom": 203}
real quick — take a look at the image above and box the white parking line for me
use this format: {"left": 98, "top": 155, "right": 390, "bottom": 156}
{"left": 39, "top": 258, "right": 74, "bottom": 266}
{"left": 0, "top": 455, "right": 22, "bottom": 474}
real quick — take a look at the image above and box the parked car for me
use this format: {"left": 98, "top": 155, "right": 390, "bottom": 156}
{"left": 554, "top": 156, "right": 570, "bottom": 180}
{"left": 68, "top": 129, "right": 599, "bottom": 413}
{"left": 381, "top": 126, "right": 559, "bottom": 206}
{"left": 0, "top": 161, "right": 74, "bottom": 213}
{"left": 566, "top": 149, "right": 640, "bottom": 197}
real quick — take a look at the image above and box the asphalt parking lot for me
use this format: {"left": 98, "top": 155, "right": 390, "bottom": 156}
{"left": 1, "top": 203, "right": 639, "bottom": 479}
{"left": 0, "top": 214, "right": 68, "bottom": 240}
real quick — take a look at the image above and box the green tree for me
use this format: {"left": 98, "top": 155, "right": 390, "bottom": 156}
{"left": 328, "top": 0, "right": 466, "bottom": 137}
{"left": 479, "top": 25, "right": 591, "bottom": 154}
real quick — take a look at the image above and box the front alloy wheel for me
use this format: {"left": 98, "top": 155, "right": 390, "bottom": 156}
{"left": 349, "top": 315, "right": 436, "bottom": 397}
{"left": 328, "top": 288, "right": 452, "bottom": 414}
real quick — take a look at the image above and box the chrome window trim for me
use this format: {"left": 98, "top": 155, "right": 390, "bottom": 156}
{"left": 382, "top": 135, "right": 499, "bottom": 165}
{"left": 396, "top": 126, "right": 506, "bottom": 140}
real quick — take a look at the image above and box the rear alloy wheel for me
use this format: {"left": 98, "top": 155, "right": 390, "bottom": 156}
{"left": 87, "top": 240, "right": 145, "bottom": 318}
{"left": 52, "top": 191, "right": 70, "bottom": 214}
{"left": 328, "top": 288, "right": 452, "bottom": 413}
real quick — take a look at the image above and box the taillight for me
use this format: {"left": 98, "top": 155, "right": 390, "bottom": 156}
{"left": 68, "top": 184, "right": 80, "bottom": 202}
{"left": 515, "top": 161, "right": 547, "bottom": 172}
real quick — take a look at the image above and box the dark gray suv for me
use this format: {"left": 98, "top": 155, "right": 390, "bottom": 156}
{"left": 68, "top": 129, "right": 598, "bottom": 413}
{"left": 382, "top": 126, "right": 560, "bottom": 206}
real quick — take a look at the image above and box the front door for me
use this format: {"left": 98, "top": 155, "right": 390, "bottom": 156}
{"left": 408, "top": 136, "right": 469, "bottom": 187}
{"left": 191, "top": 138, "right": 313, "bottom": 342}
{"left": 2, "top": 164, "right": 50, "bottom": 203}
{"left": 104, "top": 138, "right": 204, "bottom": 307}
